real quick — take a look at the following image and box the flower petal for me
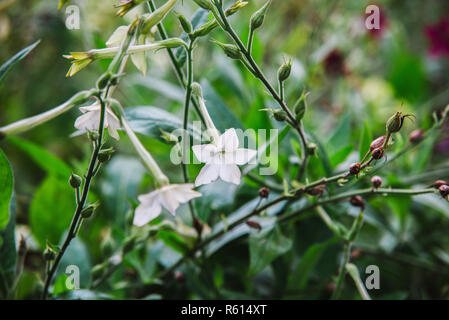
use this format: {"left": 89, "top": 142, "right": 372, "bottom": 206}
{"left": 192, "top": 143, "right": 218, "bottom": 163}
{"left": 106, "top": 26, "right": 128, "bottom": 48}
{"left": 219, "top": 164, "right": 241, "bottom": 185}
{"left": 168, "top": 184, "right": 202, "bottom": 203}
{"left": 218, "top": 128, "right": 239, "bottom": 152}
{"left": 133, "top": 200, "right": 162, "bottom": 227}
{"left": 232, "top": 148, "right": 257, "bottom": 165}
{"left": 195, "top": 163, "right": 220, "bottom": 186}
{"left": 74, "top": 111, "right": 100, "bottom": 131}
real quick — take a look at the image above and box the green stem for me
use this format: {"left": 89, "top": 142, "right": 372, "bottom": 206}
{"left": 332, "top": 242, "right": 351, "bottom": 299}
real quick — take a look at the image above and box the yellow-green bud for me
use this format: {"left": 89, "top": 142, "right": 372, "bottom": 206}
{"left": 273, "top": 110, "right": 287, "bottom": 122}
{"left": 96, "top": 73, "right": 112, "bottom": 90}
{"left": 193, "top": 0, "right": 212, "bottom": 10}
{"left": 278, "top": 58, "right": 292, "bottom": 82}
{"left": 101, "top": 237, "right": 115, "bottom": 257}
{"left": 98, "top": 147, "right": 115, "bottom": 163}
{"left": 293, "top": 91, "right": 308, "bottom": 121}
{"left": 386, "top": 112, "right": 403, "bottom": 134}
{"left": 211, "top": 40, "right": 241, "bottom": 60}
{"left": 177, "top": 13, "right": 192, "bottom": 34}
{"left": 87, "top": 130, "right": 99, "bottom": 142}
{"left": 306, "top": 143, "right": 317, "bottom": 156}
{"left": 191, "top": 82, "right": 204, "bottom": 98}
{"left": 81, "top": 203, "right": 98, "bottom": 219}
{"left": 43, "top": 248, "right": 55, "bottom": 261}
{"left": 225, "top": 0, "right": 248, "bottom": 15}
{"left": 69, "top": 173, "right": 82, "bottom": 189}
{"left": 250, "top": 0, "right": 271, "bottom": 31}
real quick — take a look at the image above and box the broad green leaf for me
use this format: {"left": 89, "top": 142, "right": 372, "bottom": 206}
{"left": 327, "top": 112, "right": 351, "bottom": 155}
{"left": 0, "top": 149, "right": 13, "bottom": 230}
{"left": 330, "top": 145, "right": 353, "bottom": 167}
{"left": 248, "top": 225, "right": 292, "bottom": 276}
{"left": 200, "top": 80, "right": 245, "bottom": 132}
{"left": 0, "top": 194, "right": 16, "bottom": 299}
{"left": 8, "top": 137, "right": 71, "bottom": 179}
{"left": 125, "top": 106, "right": 202, "bottom": 142}
{"left": 0, "top": 40, "right": 40, "bottom": 86}
{"left": 55, "top": 237, "right": 91, "bottom": 287}
{"left": 30, "top": 175, "right": 76, "bottom": 249}
{"left": 359, "top": 120, "right": 372, "bottom": 162}
{"left": 195, "top": 180, "right": 237, "bottom": 222}
{"left": 413, "top": 134, "right": 438, "bottom": 172}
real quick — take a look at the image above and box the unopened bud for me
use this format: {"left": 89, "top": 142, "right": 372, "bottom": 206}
{"left": 177, "top": 13, "right": 192, "bottom": 34}
{"left": 370, "top": 136, "right": 386, "bottom": 152}
{"left": 349, "top": 163, "right": 361, "bottom": 176}
{"left": 98, "top": 147, "right": 115, "bottom": 163}
{"left": 193, "top": 0, "right": 212, "bottom": 10}
{"left": 69, "top": 173, "right": 82, "bottom": 189}
{"left": 87, "top": 130, "right": 99, "bottom": 142}
{"left": 409, "top": 129, "right": 424, "bottom": 143}
{"left": 225, "top": 1, "right": 249, "bottom": 15}
{"left": 307, "top": 184, "right": 325, "bottom": 196}
{"left": 250, "top": 0, "right": 271, "bottom": 31}
{"left": 81, "top": 203, "right": 98, "bottom": 219}
{"left": 277, "top": 58, "right": 292, "bottom": 82}
{"left": 372, "top": 147, "right": 384, "bottom": 160}
{"left": 439, "top": 185, "right": 449, "bottom": 199}
{"left": 349, "top": 195, "right": 365, "bottom": 211}
{"left": 96, "top": 72, "right": 112, "bottom": 90}
{"left": 246, "top": 219, "right": 262, "bottom": 231}
{"left": 101, "top": 237, "right": 115, "bottom": 257}
{"left": 371, "top": 176, "right": 382, "bottom": 189}
{"left": 306, "top": 143, "right": 317, "bottom": 156}
{"left": 273, "top": 110, "right": 287, "bottom": 122}
{"left": 211, "top": 40, "right": 242, "bottom": 59}
{"left": 43, "top": 248, "right": 55, "bottom": 261}
{"left": 174, "top": 270, "right": 186, "bottom": 283}
{"left": 258, "top": 187, "right": 270, "bottom": 198}
{"left": 432, "top": 180, "right": 449, "bottom": 189}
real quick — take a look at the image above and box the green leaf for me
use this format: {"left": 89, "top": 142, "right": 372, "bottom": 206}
{"left": 55, "top": 237, "right": 92, "bottom": 287}
{"left": 30, "top": 175, "right": 76, "bottom": 249}
{"left": 330, "top": 145, "right": 353, "bottom": 167}
{"left": 0, "top": 149, "right": 13, "bottom": 231}
{"left": 327, "top": 112, "right": 351, "bottom": 155}
{"left": 413, "top": 134, "right": 438, "bottom": 172}
{"left": 0, "top": 40, "right": 40, "bottom": 86}
{"left": 0, "top": 194, "right": 16, "bottom": 299}
{"left": 248, "top": 225, "right": 292, "bottom": 276}
{"left": 200, "top": 80, "right": 245, "bottom": 132}
{"left": 288, "top": 238, "right": 337, "bottom": 290}
{"left": 8, "top": 137, "right": 71, "bottom": 179}
{"left": 359, "top": 120, "right": 372, "bottom": 162}
{"left": 125, "top": 106, "right": 202, "bottom": 142}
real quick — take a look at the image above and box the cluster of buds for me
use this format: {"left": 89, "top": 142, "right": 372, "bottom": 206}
{"left": 115, "top": 0, "right": 146, "bottom": 17}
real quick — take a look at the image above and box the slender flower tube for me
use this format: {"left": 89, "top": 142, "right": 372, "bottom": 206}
{"left": 64, "top": 38, "right": 186, "bottom": 77}
{"left": 0, "top": 89, "right": 96, "bottom": 139}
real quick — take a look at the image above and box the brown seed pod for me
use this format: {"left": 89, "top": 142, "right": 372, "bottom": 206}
{"left": 432, "top": 180, "right": 449, "bottom": 189}
{"left": 409, "top": 129, "right": 424, "bottom": 143}
{"left": 371, "top": 176, "right": 382, "bottom": 189}
{"left": 306, "top": 184, "right": 326, "bottom": 196}
{"left": 370, "top": 136, "right": 386, "bottom": 151}
{"left": 349, "top": 163, "right": 361, "bottom": 175}
{"left": 439, "top": 185, "right": 449, "bottom": 198}
{"left": 349, "top": 195, "right": 365, "bottom": 210}
{"left": 246, "top": 220, "right": 262, "bottom": 231}
{"left": 372, "top": 147, "right": 385, "bottom": 160}
{"left": 174, "top": 271, "right": 186, "bottom": 283}
{"left": 258, "top": 187, "right": 270, "bottom": 198}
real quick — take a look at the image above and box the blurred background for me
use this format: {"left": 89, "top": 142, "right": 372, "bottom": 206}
{"left": 1, "top": 0, "right": 449, "bottom": 299}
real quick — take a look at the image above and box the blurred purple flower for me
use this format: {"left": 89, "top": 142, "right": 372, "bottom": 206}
{"left": 367, "top": 4, "right": 388, "bottom": 38}
{"left": 425, "top": 17, "right": 449, "bottom": 58}
{"left": 323, "top": 49, "right": 348, "bottom": 77}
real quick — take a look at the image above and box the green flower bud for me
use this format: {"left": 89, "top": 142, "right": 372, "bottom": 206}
{"left": 225, "top": 0, "right": 248, "bottom": 15}
{"left": 101, "top": 237, "right": 115, "bottom": 257}
{"left": 69, "top": 173, "right": 82, "bottom": 189}
{"left": 273, "top": 110, "right": 287, "bottom": 122}
{"left": 96, "top": 72, "right": 112, "bottom": 90}
{"left": 98, "top": 147, "right": 115, "bottom": 163}
{"left": 81, "top": 202, "right": 99, "bottom": 219}
{"left": 193, "top": 0, "right": 212, "bottom": 10}
{"left": 386, "top": 112, "right": 403, "bottom": 134}
{"left": 191, "top": 82, "right": 204, "bottom": 98}
{"left": 87, "top": 130, "right": 99, "bottom": 142}
{"left": 306, "top": 143, "right": 317, "bottom": 156}
{"left": 278, "top": 57, "right": 292, "bottom": 82}
{"left": 211, "top": 40, "right": 242, "bottom": 60}
{"left": 43, "top": 248, "right": 56, "bottom": 261}
{"left": 250, "top": 0, "right": 271, "bottom": 31}
{"left": 177, "top": 13, "right": 192, "bottom": 34}
{"left": 293, "top": 90, "right": 309, "bottom": 121}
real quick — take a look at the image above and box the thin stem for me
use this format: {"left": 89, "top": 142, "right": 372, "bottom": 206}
{"left": 279, "top": 79, "right": 284, "bottom": 103}
{"left": 247, "top": 28, "right": 255, "bottom": 56}
{"left": 332, "top": 242, "right": 351, "bottom": 299}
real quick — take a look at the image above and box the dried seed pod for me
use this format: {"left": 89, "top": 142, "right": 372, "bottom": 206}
{"left": 258, "top": 187, "right": 270, "bottom": 198}
{"left": 349, "top": 163, "right": 361, "bottom": 175}
{"left": 307, "top": 184, "right": 326, "bottom": 196}
{"left": 349, "top": 195, "right": 365, "bottom": 211}
{"left": 370, "top": 136, "right": 386, "bottom": 151}
{"left": 372, "top": 147, "right": 385, "bottom": 160}
{"left": 371, "top": 176, "right": 382, "bottom": 189}
{"left": 246, "top": 219, "right": 262, "bottom": 231}
{"left": 432, "top": 180, "right": 448, "bottom": 189}
{"left": 439, "top": 185, "right": 449, "bottom": 198}
{"left": 409, "top": 129, "right": 424, "bottom": 143}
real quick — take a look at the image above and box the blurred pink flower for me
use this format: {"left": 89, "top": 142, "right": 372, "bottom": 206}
{"left": 367, "top": 4, "right": 388, "bottom": 38}
{"left": 425, "top": 17, "right": 449, "bottom": 58}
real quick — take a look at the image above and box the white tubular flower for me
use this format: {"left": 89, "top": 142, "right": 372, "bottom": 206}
{"left": 134, "top": 183, "right": 202, "bottom": 226}
{"left": 74, "top": 102, "right": 121, "bottom": 140}
{"left": 193, "top": 128, "right": 257, "bottom": 186}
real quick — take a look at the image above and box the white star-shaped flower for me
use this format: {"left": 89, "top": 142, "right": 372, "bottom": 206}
{"left": 133, "top": 183, "right": 202, "bottom": 227}
{"left": 74, "top": 102, "right": 121, "bottom": 140}
{"left": 192, "top": 128, "right": 257, "bottom": 186}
